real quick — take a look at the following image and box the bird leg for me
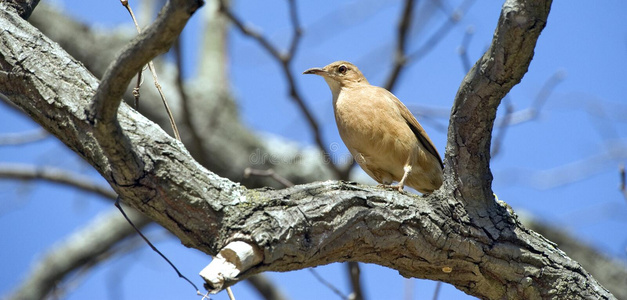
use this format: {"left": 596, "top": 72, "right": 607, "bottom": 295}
{"left": 381, "top": 164, "right": 412, "bottom": 192}
{"left": 396, "top": 164, "right": 412, "bottom": 192}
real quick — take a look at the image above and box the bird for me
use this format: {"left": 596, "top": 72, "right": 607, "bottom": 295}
{"left": 303, "top": 61, "right": 443, "bottom": 193}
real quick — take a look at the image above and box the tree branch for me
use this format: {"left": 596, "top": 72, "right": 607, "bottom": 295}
{"left": 0, "top": 1, "right": 617, "bottom": 299}
{"left": 0, "top": 163, "right": 116, "bottom": 200}
{"left": 3, "top": 0, "right": 39, "bottom": 19}
{"left": 0, "top": 128, "right": 48, "bottom": 145}
{"left": 246, "top": 274, "right": 290, "bottom": 300}
{"left": 445, "top": 0, "right": 553, "bottom": 208}
{"left": 88, "top": 0, "right": 203, "bottom": 185}
{"left": 523, "top": 216, "right": 627, "bottom": 300}
{"left": 384, "top": 0, "right": 414, "bottom": 92}
{"left": 27, "top": 2, "right": 335, "bottom": 190}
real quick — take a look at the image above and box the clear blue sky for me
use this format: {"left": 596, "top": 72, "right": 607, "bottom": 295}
{"left": 1, "top": 1, "right": 626, "bottom": 299}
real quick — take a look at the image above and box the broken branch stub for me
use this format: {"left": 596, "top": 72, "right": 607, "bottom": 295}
{"left": 199, "top": 241, "right": 263, "bottom": 293}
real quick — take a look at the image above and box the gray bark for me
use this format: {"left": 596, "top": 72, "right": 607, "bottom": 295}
{"left": 0, "top": 0, "right": 617, "bottom": 299}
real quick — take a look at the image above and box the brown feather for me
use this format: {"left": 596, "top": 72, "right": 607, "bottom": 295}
{"left": 304, "top": 61, "right": 443, "bottom": 193}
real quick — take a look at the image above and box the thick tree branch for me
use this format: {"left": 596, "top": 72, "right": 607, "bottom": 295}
{"left": 523, "top": 217, "right": 627, "bottom": 300}
{"left": 0, "top": 1, "right": 617, "bottom": 300}
{"left": 88, "top": 0, "right": 203, "bottom": 186}
{"left": 0, "top": 163, "right": 287, "bottom": 300}
{"left": 445, "top": 0, "right": 552, "bottom": 208}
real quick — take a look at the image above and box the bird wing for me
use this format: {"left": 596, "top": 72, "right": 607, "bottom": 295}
{"left": 394, "top": 98, "right": 444, "bottom": 170}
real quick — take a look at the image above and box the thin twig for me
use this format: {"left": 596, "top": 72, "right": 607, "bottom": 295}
{"left": 173, "top": 37, "right": 208, "bottom": 166}
{"left": 407, "top": 0, "right": 476, "bottom": 62}
{"left": 491, "top": 97, "right": 514, "bottom": 157}
{"left": 218, "top": 0, "right": 344, "bottom": 178}
{"left": 531, "top": 70, "right": 567, "bottom": 114}
{"left": 492, "top": 71, "right": 565, "bottom": 157}
{"left": 245, "top": 274, "right": 289, "bottom": 300}
{"left": 346, "top": 262, "right": 364, "bottom": 300}
{"left": 286, "top": 0, "right": 302, "bottom": 56}
{"left": 384, "top": 0, "right": 415, "bottom": 92}
{"left": 121, "top": 0, "right": 144, "bottom": 109}
{"left": 0, "top": 163, "right": 116, "bottom": 199}
{"left": 457, "top": 25, "right": 475, "bottom": 73}
{"left": 133, "top": 69, "right": 143, "bottom": 108}
{"left": 620, "top": 163, "right": 627, "bottom": 201}
{"left": 308, "top": 268, "right": 348, "bottom": 300}
{"left": 226, "top": 286, "right": 236, "bottom": 300}
{"left": 384, "top": 0, "right": 475, "bottom": 99}
{"left": 244, "top": 167, "right": 294, "bottom": 187}
{"left": 431, "top": 281, "right": 442, "bottom": 300}
{"left": 404, "top": 278, "right": 414, "bottom": 300}
{"left": 114, "top": 197, "right": 200, "bottom": 293}
{"left": 121, "top": 0, "right": 181, "bottom": 141}
{"left": 0, "top": 128, "right": 49, "bottom": 145}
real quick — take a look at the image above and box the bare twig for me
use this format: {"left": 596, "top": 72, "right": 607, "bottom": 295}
{"left": 89, "top": 0, "right": 201, "bottom": 186}
{"left": 244, "top": 167, "right": 294, "bottom": 188}
{"left": 218, "top": 0, "right": 345, "bottom": 178}
{"left": 0, "top": 128, "right": 48, "bottom": 145}
{"left": 308, "top": 268, "right": 348, "bottom": 300}
{"left": 0, "top": 163, "right": 116, "bottom": 199}
{"left": 346, "top": 262, "right": 364, "bottom": 300}
{"left": 384, "top": 0, "right": 415, "bottom": 91}
{"left": 403, "top": 279, "right": 413, "bottom": 300}
{"left": 121, "top": 0, "right": 143, "bottom": 108}
{"left": 133, "top": 69, "right": 143, "bottom": 108}
{"left": 114, "top": 197, "right": 201, "bottom": 294}
{"left": 532, "top": 70, "right": 567, "bottom": 112}
{"left": 286, "top": 0, "right": 302, "bottom": 56}
{"left": 620, "top": 163, "right": 626, "bottom": 200}
{"left": 457, "top": 25, "right": 475, "bottom": 73}
{"left": 246, "top": 274, "right": 290, "bottom": 300}
{"left": 173, "top": 36, "right": 209, "bottom": 166}
{"left": 226, "top": 286, "right": 236, "bottom": 300}
{"left": 491, "top": 71, "right": 565, "bottom": 157}
{"left": 490, "top": 97, "right": 514, "bottom": 157}
{"left": 431, "top": 281, "right": 442, "bottom": 300}
{"left": 406, "top": 0, "right": 476, "bottom": 67}
{"left": 120, "top": 0, "right": 181, "bottom": 141}
{"left": 497, "top": 70, "right": 566, "bottom": 126}
{"left": 499, "top": 148, "right": 627, "bottom": 190}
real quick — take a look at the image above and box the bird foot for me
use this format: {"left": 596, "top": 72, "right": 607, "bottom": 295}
{"left": 378, "top": 184, "right": 405, "bottom": 192}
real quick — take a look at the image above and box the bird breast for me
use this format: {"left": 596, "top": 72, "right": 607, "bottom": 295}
{"left": 333, "top": 85, "right": 416, "bottom": 166}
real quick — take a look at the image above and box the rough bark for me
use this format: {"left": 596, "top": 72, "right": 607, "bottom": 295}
{"left": 0, "top": 0, "right": 616, "bottom": 299}
{"left": 3, "top": 0, "right": 38, "bottom": 19}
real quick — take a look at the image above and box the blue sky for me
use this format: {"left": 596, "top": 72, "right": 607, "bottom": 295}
{"left": 1, "top": 1, "right": 626, "bottom": 299}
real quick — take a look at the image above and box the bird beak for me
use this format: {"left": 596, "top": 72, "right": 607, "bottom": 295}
{"left": 303, "top": 67, "right": 326, "bottom": 75}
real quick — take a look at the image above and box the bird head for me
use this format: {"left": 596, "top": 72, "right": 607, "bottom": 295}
{"left": 303, "top": 61, "right": 369, "bottom": 93}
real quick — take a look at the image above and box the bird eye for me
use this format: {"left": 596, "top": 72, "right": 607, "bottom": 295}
{"left": 338, "top": 65, "right": 347, "bottom": 74}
